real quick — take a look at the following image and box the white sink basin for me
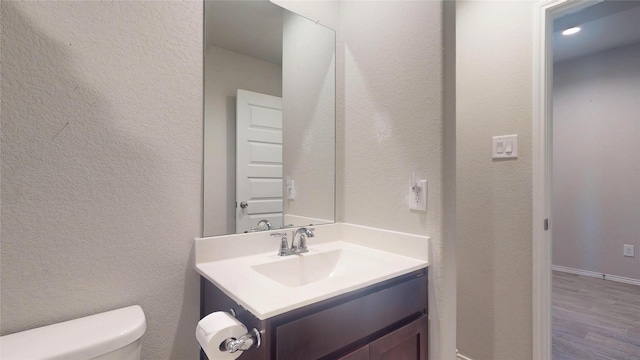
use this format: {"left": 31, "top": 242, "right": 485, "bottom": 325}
{"left": 251, "top": 249, "right": 383, "bottom": 287}
{"left": 195, "top": 240, "right": 428, "bottom": 319}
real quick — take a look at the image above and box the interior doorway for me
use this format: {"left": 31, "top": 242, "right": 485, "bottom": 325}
{"left": 550, "top": 2, "right": 640, "bottom": 359}
{"left": 534, "top": 1, "right": 640, "bottom": 358}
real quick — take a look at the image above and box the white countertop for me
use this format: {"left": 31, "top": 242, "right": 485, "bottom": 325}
{"left": 195, "top": 223, "right": 429, "bottom": 320}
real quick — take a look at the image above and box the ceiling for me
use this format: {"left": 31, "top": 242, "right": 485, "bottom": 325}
{"left": 205, "top": 0, "right": 283, "bottom": 65}
{"left": 553, "top": 1, "right": 640, "bottom": 63}
{"left": 204, "top": 0, "right": 640, "bottom": 66}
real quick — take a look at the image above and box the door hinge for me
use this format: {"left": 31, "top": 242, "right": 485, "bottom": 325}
{"left": 544, "top": 219, "right": 549, "bottom": 231}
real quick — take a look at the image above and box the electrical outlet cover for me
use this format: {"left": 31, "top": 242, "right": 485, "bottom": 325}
{"left": 409, "top": 179, "right": 427, "bottom": 211}
{"left": 623, "top": 244, "right": 635, "bottom": 257}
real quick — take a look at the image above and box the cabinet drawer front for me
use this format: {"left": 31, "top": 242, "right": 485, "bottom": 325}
{"left": 276, "top": 275, "right": 425, "bottom": 360}
{"left": 370, "top": 315, "right": 428, "bottom": 360}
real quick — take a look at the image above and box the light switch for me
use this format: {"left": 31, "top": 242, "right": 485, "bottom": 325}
{"left": 492, "top": 135, "right": 518, "bottom": 159}
{"left": 505, "top": 140, "right": 513, "bottom": 154}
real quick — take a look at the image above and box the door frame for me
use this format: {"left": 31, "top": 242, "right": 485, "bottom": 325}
{"left": 532, "top": 1, "right": 603, "bottom": 358}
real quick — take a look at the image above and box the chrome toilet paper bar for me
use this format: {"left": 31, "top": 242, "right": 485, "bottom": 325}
{"left": 196, "top": 310, "right": 262, "bottom": 359}
{"left": 221, "top": 328, "right": 261, "bottom": 353}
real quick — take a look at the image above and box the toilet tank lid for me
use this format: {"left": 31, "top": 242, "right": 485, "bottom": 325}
{"left": 0, "top": 305, "right": 146, "bottom": 360}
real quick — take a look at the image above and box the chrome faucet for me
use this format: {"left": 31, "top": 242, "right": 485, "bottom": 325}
{"left": 256, "top": 219, "right": 272, "bottom": 230}
{"left": 270, "top": 227, "right": 314, "bottom": 256}
{"left": 290, "top": 227, "right": 314, "bottom": 254}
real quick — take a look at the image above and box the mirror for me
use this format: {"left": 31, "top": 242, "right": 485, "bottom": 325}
{"left": 203, "top": 0, "right": 336, "bottom": 236}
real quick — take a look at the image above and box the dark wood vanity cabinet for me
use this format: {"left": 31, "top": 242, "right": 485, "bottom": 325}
{"left": 200, "top": 268, "right": 428, "bottom": 360}
{"left": 339, "top": 316, "right": 428, "bottom": 360}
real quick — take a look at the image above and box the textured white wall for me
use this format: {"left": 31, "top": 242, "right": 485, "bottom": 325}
{"left": 456, "top": 1, "right": 533, "bottom": 359}
{"left": 282, "top": 11, "right": 335, "bottom": 223}
{"left": 552, "top": 44, "right": 640, "bottom": 280}
{"left": 203, "top": 45, "right": 281, "bottom": 237}
{"left": 339, "top": 2, "right": 453, "bottom": 359}
{"left": 1, "top": 2, "right": 202, "bottom": 359}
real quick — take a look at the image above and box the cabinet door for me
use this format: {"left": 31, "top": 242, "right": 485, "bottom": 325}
{"left": 338, "top": 345, "right": 369, "bottom": 360}
{"left": 369, "top": 316, "right": 428, "bottom": 360}
{"left": 276, "top": 276, "right": 424, "bottom": 359}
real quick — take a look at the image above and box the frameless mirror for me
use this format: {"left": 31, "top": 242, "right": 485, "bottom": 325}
{"left": 203, "top": 0, "right": 336, "bottom": 236}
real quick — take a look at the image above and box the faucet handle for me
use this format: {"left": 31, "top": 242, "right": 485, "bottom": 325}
{"left": 298, "top": 235, "right": 309, "bottom": 253}
{"left": 271, "top": 233, "right": 289, "bottom": 256}
{"left": 278, "top": 237, "right": 289, "bottom": 256}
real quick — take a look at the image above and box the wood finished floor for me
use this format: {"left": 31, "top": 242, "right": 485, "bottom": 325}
{"left": 553, "top": 271, "right": 640, "bottom": 360}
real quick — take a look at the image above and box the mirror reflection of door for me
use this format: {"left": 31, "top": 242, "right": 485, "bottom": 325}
{"left": 236, "top": 89, "right": 283, "bottom": 233}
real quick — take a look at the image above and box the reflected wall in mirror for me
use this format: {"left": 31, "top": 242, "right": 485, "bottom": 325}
{"left": 203, "top": 0, "right": 336, "bottom": 236}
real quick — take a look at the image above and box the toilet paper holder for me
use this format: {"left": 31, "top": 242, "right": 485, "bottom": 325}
{"left": 219, "top": 309, "right": 261, "bottom": 354}
{"left": 221, "top": 328, "right": 261, "bottom": 354}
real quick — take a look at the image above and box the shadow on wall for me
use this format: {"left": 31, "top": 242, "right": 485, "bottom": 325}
{"left": 1, "top": 2, "right": 201, "bottom": 359}
{"left": 339, "top": 1, "right": 443, "bottom": 230}
{"left": 282, "top": 15, "right": 335, "bottom": 175}
{"left": 282, "top": 12, "right": 336, "bottom": 222}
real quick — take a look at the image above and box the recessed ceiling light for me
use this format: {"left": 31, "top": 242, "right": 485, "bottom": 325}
{"left": 562, "top": 27, "right": 581, "bottom": 36}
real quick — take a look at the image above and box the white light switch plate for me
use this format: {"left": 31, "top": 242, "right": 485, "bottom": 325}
{"left": 493, "top": 134, "right": 518, "bottom": 159}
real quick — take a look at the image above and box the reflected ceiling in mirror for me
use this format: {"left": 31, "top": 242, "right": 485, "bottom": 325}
{"left": 203, "top": 0, "right": 336, "bottom": 237}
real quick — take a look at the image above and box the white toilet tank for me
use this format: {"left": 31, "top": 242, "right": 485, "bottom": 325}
{"left": 0, "top": 305, "right": 146, "bottom": 360}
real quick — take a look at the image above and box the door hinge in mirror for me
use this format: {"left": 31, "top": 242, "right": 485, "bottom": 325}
{"left": 544, "top": 219, "right": 549, "bottom": 231}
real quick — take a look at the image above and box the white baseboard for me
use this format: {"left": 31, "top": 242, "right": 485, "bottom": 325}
{"left": 552, "top": 265, "right": 602, "bottom": 279}
{"left": 552, "top": 265, "right": 640, "bottom": 286}
{"left": 456, "top": 350, "right": 474, "bottom": 360}
{"left": 603, "top": 274, "right": 640, "bottom": 286}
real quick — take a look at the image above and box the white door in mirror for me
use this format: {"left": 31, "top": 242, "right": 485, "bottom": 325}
{"left": 236, "top": 89, "right": 284, "bottom": 232}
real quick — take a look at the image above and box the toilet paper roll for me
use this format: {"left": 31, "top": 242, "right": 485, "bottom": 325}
{"left": 196, "top": 312, "right": 247, "bottom": 360}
